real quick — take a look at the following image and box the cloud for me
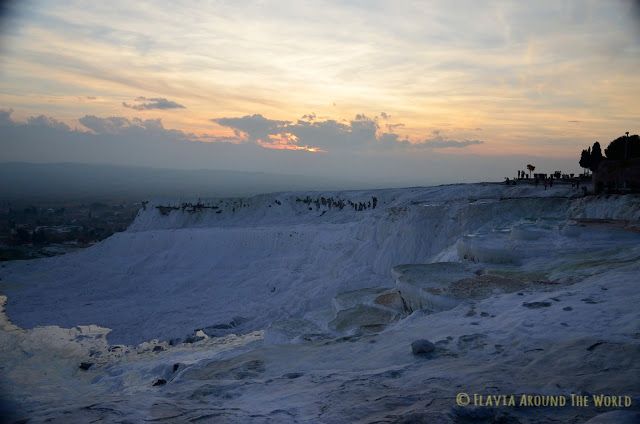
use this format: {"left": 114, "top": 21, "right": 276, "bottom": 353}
{"left": 0, "top": 111, "right": 253, "bottom": 171}
{"left": 213, "top": 113, "right": 382, "bottom": 151}
{"left": 0, "top": 109, "right": 70, "bottom": 132}
{"left": 213, "top": 113, "right": 484, "bottom": 152}
{"left": 213, "top": 114, "right": 288, "bottom": 142}
{"left": 419, "top": 138, "right": 484, "bottom": 148}
{"left": 386, "top": 123, "right": 405, "bottom": 131}
{"left": 25, "top": 115, "right": 71, "bottom": 131}
{"left": 0, "top": 110, "right": 581, "bottom": 187}
{"left": 79, "top": 115, "right": 132, "bottom": 134}
{"left": 122, "top": 96, "right": 185, "bottom": 110}
{"left": 80, "top": 114, "right": 232, "bottom": 142}
{"left": 417, "top": 129, "right": 484, "bottom": 148}
{"left": 376, "top": 129, "right": 484, "bottom": 150}
{"left": 0, "top": 109, "right": 14, "bottom": 126}
{"left": 3, "top": 108, "right": 484, "bottom": 157}
{"left": 301, "top": 113, "right": 316, "bottom": 121}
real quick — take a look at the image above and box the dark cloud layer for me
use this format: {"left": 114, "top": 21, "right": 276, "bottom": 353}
{"left": 213, "top": 113, "right": 484, "bottom": 152}
{"left": 78, "top": 115, "right": 178, "bottom": 136}
{"left": 0, "top": 109, "right": 577, "bottom": 187}
{"left": 122, "top": 96, "right": 185, "bottom": 110}
{"left": 214, "top": 114, "right": 288, "bottom": 142}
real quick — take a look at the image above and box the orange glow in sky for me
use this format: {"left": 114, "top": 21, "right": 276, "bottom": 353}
{"left": 0, "top": 1, "right": 638, "bottom": 161}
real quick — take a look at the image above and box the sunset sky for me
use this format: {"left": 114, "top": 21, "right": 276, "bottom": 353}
{"left": 1, "top": 1, "right": 639, "bottom": 183}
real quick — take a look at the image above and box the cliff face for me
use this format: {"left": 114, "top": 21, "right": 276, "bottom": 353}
{"left": 594, "top": 158, "right": 640, "bottom": 192}
{"left": 1, "top": 183, "right": 581, "bottom": 345}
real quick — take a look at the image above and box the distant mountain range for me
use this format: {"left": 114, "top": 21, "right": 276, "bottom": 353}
{"left": 0, "top": 162, "right": 371, "bottom": 204}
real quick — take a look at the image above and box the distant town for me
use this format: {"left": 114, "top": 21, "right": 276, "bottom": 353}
{"left": 0, "top": 201, "right": 140, "bottom": 261}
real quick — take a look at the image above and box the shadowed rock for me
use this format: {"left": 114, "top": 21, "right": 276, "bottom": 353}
{"left": 411, "top": 339, "right": 435, "bottom": 355}
{"left": 522, "top": 301, "right": 552, "bottom": 309}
